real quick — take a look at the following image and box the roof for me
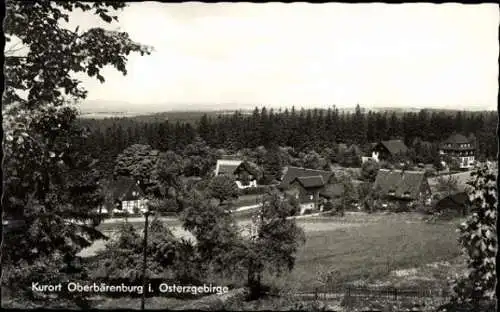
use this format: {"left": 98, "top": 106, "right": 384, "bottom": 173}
{"left": 214, "top": 159, "right": 243, "bottom": 176}
{"left": 234, "top": 161, "right": 262, "bottom": 178}
{"left": 319, "top": 183, "right": 344, "bottom": 199}
{"left": 292, "top": 175, "right": 325, "bottom": 188}
{"left": 427, "top": 172, "right": 474, "bottom": 194}
{"left": 440, "top": 133, "right": 475, "bottom": 150}
{"left": 376, "top": 140, "right": 409, "bottom": 156}
{"left": 373, "top": 169, "right": 426, "bottom": 199}
{"left": 435, "top": 192, "right": 469, "bottom": 210}
{"left": 443, "top": 134, "right": 470, "bottom": 145}
{"left": 107, "top": 176, "right": 144, "bottom": 202}
{"left": 280, "top": 166, "right": 334, "bottom": 188}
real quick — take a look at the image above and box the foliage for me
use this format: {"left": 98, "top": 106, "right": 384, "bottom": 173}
{"left": 361, "top": 159, "right": 380, "bottom": 182}
{"left": 113, "top": 144, "right": 159, "bottom": 191}
{"left": 239, "top": 189, "right": 306, "bottom": 298}
{"left": 180, "top": 192, "right": 242, "bottom": 275}
{"left": 261, "top": 147, "right": 284, "bottom": 184}
{"left": 2, "top": 1, "right": 151, "bottom": 301}
{"left": 302, "top": 150, "right": 326, "bottom": 170}
{"left": 207, "top": 175, "right": 240, "bottom": 204}
{"left": 90, "top": 218, "right": 200, "bottom": 283}
{"left": 240, "top": 185, "right": 272, "bottom": 196}
{"left": 434, "top": 174, "right": 460, "bottom": 200}
{"left": 182, "top": 136, "right": 216, "bottom": 178}
{"left": 447, "top": 164, "right": 497, "bottom": 307}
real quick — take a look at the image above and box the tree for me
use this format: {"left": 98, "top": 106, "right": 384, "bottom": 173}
{"left": 90, "top": 218, "right": 200, "bottom": 283}
{"left": 239, "top": 189, "right": 306, "bottom": 298}
{"left": 335, "top": 174, "right": 356, "bottom": 216}
{"left": 114, "top": 144, "right": 159, "bottom": 191}
{"left": 261, "top": 147, "right": 284, "bottom": 184}
{"left": 361, "top": 159, "right": 380, "bottom": 182}
{"left": 152, "top": 151, "right": 187, "bottom": 212}
{"left": 439, "top": 164, "right": 497, "bottom": 311}
{"left": 435, "top": 175, "right": 460, "bottom": 200}
{"left": 180, "top": 192, "right": 241, "bottom": 275}
{"left": 302, "top": 150, "right": 325, "bottom": 170}
{"left": 2, "top": 0, "right": 151, "bottom": 300}
{"left": 207, "top": 175, "right": 240, "bottom": 205}
{"left": 182, "top": 136, "right": 216, "bottom": 178}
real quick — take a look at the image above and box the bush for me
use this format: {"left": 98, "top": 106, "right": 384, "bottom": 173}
{"left": 112, "top": 211, "right": 130, "bottom": 218}
{"left": 240, "top": 185, "right": 271, "bottom": 196}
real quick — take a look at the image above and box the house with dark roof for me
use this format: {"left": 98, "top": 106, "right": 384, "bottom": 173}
{"left": 439, "top": 133, "right": 475, "bottom": 170}
{"left": 373, "top": 169, "right": 431, "bottom": 206}
{"left": 280, "top": 166, "right": 335, "bottom": 188}
{"left": 214, "top": 159, "right": 262, "bottom": 189}
{"left": 280, "top": 166, "right": 337, "bottom": 214}
{"left": 371, "top": 140, "right": 409, "bottom": 162}
{"left": 287, "top": 176, "right": 325, "bottom": 213}
{"left": 434, "top": 192, "right": 469, "bottom": 217}
{"left": 214, "top": 159, "right": 242, "bottom": 176}
{"left": 234, "top": 161, "right": 263, "bottom": 188}
{"left": 100, "top": 176, "right": 148, "bottom": 215}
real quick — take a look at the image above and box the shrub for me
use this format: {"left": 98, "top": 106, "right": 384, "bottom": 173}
{"left": 240, "top": 185, "right": 271, "bottom": 196}
{"left": 439, "top": 164, "right": 497, "bottom": 310}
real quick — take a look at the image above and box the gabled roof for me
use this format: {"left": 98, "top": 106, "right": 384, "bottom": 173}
{"left": 427, "top": 171, "right": 474, "bottom": 194}
{"left": 107, "top": 176, "right": 144, "bottom": 201}
{"left": 234, "top": 161, "right": 262, "bottom": 178}
{"left": 376, "top": 140, "right": 409, "bottom": 156}
{"left": 320, "top": 183, "right": 344, "bottom": 199}
{"left": 214, "top": 159, "right": 243, "bottom": 176}
{"left": 280, "top": 166, "right": 334, "bottom": 188}
{"left": 292, "top": 175, "right": 325, "bottom": 188}
{"left": 435, "top": 192, "right": 468, "bottom": 209}
{"left": 373, "top": 169, "right": 426, "bottom": 199}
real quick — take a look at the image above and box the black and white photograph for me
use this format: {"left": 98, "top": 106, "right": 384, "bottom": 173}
{"left": 2, "top": 1, "right": 498, "bottom": 311}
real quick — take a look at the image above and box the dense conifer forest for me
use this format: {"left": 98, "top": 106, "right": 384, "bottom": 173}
{"left": 76, "top": 105, "right": 497, "bottom": 176}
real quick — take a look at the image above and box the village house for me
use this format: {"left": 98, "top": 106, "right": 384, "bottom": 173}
{"left": 434, "top": 192, "right": 469, "bottom": 217}
{"left": 99, "top": 176, "right": 148, "bottom": 215}
{"left": 371, "top": 140, "right": 409, "bottom": 162}
{"left": 279, "top": 166, "right": 337, "bottom": 214}
{"left": 439, "top": 133, "right": 475, "bottom": 170}
{"left": 373, "top": 169, "right": 431, "bottom": 208}
{"left": 214, "top": 159, "right": 262, "bottom": 189}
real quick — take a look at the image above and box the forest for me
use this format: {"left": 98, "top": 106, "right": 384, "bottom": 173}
{"left": 76, "top": 105, "right": 497, "bottom": 177}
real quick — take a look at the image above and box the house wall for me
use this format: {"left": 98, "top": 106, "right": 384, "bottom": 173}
{"left": 235, "top": 169, "right": 258, "bottom": 188}
{"left": 121, "top": 199, "right": 148, "bottom": 214}
{"left": 439, "top": 148, "right": 475, "bottom": 170}
{"left": 290, "top": 182, "right": 321, "bottom": 213}
{"left": 372, "top": 146, "right": 390, "bottom": 161}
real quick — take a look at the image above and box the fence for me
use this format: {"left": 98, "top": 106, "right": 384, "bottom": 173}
{"left": 295, "top": 285, "right": 451, "bottom": 304}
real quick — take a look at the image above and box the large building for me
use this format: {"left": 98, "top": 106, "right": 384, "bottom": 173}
{"left": 439, "top": 134, "right": 475, "bottom": 170}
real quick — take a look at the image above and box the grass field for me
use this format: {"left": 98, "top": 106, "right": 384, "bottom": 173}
{"left": 68, "top": 212, "right": 465, "bottom": 309}
{"left": 89, "top": 213, "right": 461, "bottom": 293}
{"left": 269, "top": 217, "right": 461, "bottom": 293}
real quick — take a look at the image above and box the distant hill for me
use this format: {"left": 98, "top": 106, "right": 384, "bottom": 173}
{"left": 77, "top": 100, "right": 495, "bottom": 121}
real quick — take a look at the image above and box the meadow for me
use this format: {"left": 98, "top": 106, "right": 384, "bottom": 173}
{"left": 280, "top": 217, "right": 461, "bottom": 293}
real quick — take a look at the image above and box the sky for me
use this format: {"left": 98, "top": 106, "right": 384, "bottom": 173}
{"left": 67, "top": 2, "right": 498, "bottom": 111}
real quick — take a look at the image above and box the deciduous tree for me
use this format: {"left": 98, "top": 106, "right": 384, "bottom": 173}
{"left": 2, "top": 0, "right": 151, "bottom": 299}
{"left": 207, "top": 175, "right": 240, "bottom": 205}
